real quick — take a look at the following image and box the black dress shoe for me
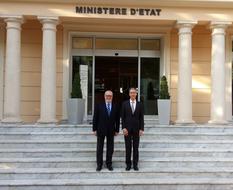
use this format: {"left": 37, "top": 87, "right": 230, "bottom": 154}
{"left": 107, "top": 165, "right": 113, "bottom": 171}
{"left": 133, "top": 165, "right": 139, "bottom": 171}
{"left": 126, "top": 165, "right": 131, "bottom": 171}
{"left": 96, "top": 166, "right": 102, "bottom": 171}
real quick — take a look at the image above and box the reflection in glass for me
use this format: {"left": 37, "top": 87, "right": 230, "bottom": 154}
{"left": 72, "top": 56, "right": 93, "bottom": 114}
{"left": 95, "top": 56, "right": 138, "bottom": 106}
{"left": 140, "top": 58, "right": 160, "bottom": 115}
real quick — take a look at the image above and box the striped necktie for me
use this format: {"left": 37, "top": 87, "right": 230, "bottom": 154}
{"left": 131, "top": 101, "right": 135, "bottom": 114}
{"left": 107, "top": 103, "right": 111, "bottom": 116}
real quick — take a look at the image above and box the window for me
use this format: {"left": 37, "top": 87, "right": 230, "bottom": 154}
{"left": 141, "top": 39, "right": 160, "bottom": 50}
{"left": 95, "top": 38, "right": 138, "bottom": 50}
{"left": 72, "top": 37, "right": 93, "bottom": 49}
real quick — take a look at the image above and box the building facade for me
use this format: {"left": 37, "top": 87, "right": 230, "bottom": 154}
{"left": 0, "top": 0, "right": 233, "bottom": 124}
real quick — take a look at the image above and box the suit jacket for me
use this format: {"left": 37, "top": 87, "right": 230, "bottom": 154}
{"left": 121, "top": 100, "right": 144, "bottom": 133}
{"left": 92, "top": 102, "right": 120, "bottom": 136}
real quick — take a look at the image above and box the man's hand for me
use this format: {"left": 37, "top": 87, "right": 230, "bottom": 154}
{"left": 115, "top": 132, "right": 119, "bottom": 136}
{"left": 93, "top": 131, "right": 97, "bottom": 136}
{"left": 139, "top": 130, "right": 144, "bottom": 136}
{"left": 123, "top": 128, "right": 128, "bottom": 136}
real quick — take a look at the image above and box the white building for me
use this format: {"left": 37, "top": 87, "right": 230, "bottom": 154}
{"left": 0, "top": 0, "right": 233, "bottom": 124}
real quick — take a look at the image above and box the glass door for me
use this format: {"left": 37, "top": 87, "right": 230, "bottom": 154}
{"left": 95, "top": 56, "right": 138, "bottom": 106}
{"left": 140, "top": 57, "right": 160, "bottom": 115}
{"left": 71, "top": 36, "right": 162, "bottom": 117}
{"left": 72, "top": 56, "right": 93, "bottom": 115}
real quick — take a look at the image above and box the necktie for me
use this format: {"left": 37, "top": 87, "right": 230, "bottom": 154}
{"left": 131, "top": 101, "right": 135, "bottom": 114}
{"left": 107, "top": 103, "right": 111, "bottom": 116}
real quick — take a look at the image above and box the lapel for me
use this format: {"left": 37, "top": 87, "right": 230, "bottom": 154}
{"left": 127, "top": 100, "right": 132, "bottom": 114}
{"left": 109, "top": 103, "right": 114, "bottom": 117}
{"left": 103, "top": 103, "right": 108, "bottom": 117}
{"left": 134, "top": 101, "right": 138, "bottom": 114}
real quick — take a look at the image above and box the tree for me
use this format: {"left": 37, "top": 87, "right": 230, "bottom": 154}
{"left": 71, "top": 72, "right": 82, "bottom": 99}
{"left": 159, "top": 76, "right": 170, "bottom": 99}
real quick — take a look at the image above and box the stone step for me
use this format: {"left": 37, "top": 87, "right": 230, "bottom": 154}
{"left": 2, "top": 167, "right": 233, "bottom": 173}
{"left": 1, "top": 148, "right": 233, "bottom": 158}
{"left": 1, "top": 167, "right": 233, "bottom": 180}
{"left": 0, "top": 177, "right": 232, "bottom": 190}
{"left": 3, "top": 139, "right": 233, "bottom": 149}
{"left": 1, "top": 132, "right": 233, "bottom": 140}
{"left": 2, "top": 157, "right": 233, "bottom": 168}
{"left": 1, "top": 125, "right": 233, "bottom": 133}
{"left": 1, "top": 124, "right": 233, "bottom": 189}
{"left": 0, "top": 120, "right": 160, "bottom": 128}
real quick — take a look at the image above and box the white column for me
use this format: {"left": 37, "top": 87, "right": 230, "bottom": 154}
{"left": 175, "top": 21, "right": 197, "bottom": 124}
{"left": 225, "top": 33, "right": 232, "bottom": 122}
{"left": 62, "top": 28, "right": 69, "bottom": 121}
{"left": 209, "top": 22, "right": 231, "bottom": 124}
{"left": 2, "top": 16, "right": 23, "bottom": 123}
{"left": 0, "top": 23, "right": 5, "bottom": 121}
{"left": 37, "top": 17, "right": 58, "bottom": 123}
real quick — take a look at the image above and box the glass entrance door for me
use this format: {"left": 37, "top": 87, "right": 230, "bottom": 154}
{"left": 140, "top": 57, "right": 160, "bottom": 115}
{"left": 95, "top": 56, "right": 138, "bottom": 106}
{"left": 71, "top": 36, "right": 162, "bottom": 117}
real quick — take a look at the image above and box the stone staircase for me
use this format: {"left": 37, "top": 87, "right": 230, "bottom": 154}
{"left": 1, "top": 123, "right": 233, "bottom": 189}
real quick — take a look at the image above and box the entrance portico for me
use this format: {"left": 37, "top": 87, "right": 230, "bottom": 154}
{"left": 0, "top": 1, "right": 233, "bottom": 124}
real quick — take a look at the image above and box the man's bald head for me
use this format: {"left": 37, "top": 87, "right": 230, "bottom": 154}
{"left": 104, "top": 90, "right": 113, "bottom": 103}
{"left": 104, "top": 90, "right": 113, "bottom": 96}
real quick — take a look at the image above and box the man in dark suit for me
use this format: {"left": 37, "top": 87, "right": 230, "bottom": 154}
{"left": 121, "top": 87, "right": 144, "bottom": 171}
{"left": 93, "top": 90, "right": 120, "bottom": 171}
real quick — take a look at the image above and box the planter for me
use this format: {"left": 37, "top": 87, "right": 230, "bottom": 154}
{"left": 158, "top": 99, "right": 171, "bottom": 125}
{"left": 67, "top": 98, "right": 85, "bottom": 124}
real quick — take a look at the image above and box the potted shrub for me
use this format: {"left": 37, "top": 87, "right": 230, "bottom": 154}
{"left": 157, "top": 76, "right": 171, "bottom": 125}
{"left": 67, "top": 71, "right": 85, "bottom": 124}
